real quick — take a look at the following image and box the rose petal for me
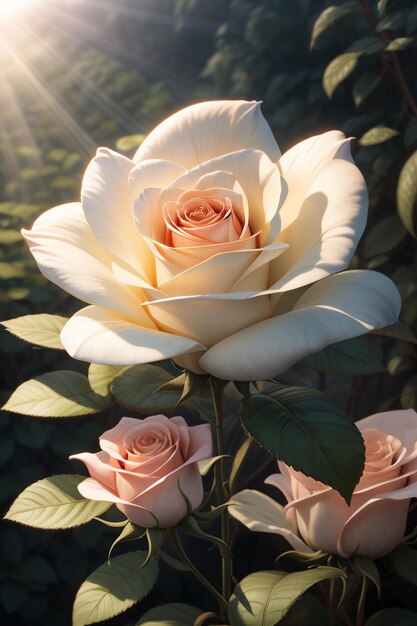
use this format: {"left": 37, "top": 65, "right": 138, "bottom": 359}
{"left": 21, "top": 203, "right": 147, "bottom": 323}
{"left": 269, "top": 132, "right": 367, "bottom": 291}
{"left": 357, "top": 410, "right": 417, "bottom": 465}
{"left": 128, "top": 158, "right": 186, "bottom": 203}
{"left": 81, "top": 148, "right": 153, "bottom": 279}
{"left": 70, "top": 451, "right": 116, "bottom": 491}
{"left": 60, "top": 305, "right": 205, "bottom": 365}
{"left": 199, "top": 270, "right": 401, "bottom": 380}
{"left": 134, "top": 100, "right": 281, "bottom": 168}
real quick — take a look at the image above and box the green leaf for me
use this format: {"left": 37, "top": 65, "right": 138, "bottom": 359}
{"left": 0, "top": 230, "right": 24, "bottom": 245}
{"left": 2, "top": 314, "right": 68, "bottom": 349}
{"left": 348, "top": 36, "right": 386, "bottom": 55}
{"left": 173, "top": 370, "right": 209, "bottom": 410}
{"left": 228, "top": 567, "right": 345, "bottom": 626}
{"left": 353, "top": 73, "right": 382, "bottom": 107}
{"left": 88, "top": 364, "right": 126, "bottom": 397}
{"left": 384, "top": 544, "right": 417, "bottom": 586}
{"left": 115, "top": 134, "right": 146, "bottom": 152}
{"left": 159, "top": 550, "right": 190, "bottom": 572}
{"left": 350, "top": 556, "right": 381, "bottom": 595}
{"left": 302, "top": 337, "right": 385, "bottom": 375}
{"left": 404, "top": 118, "right": 417, "bottom": 150}
{"left": 240, "top": 387, "right": 365, "bottom": 504}
{"left": 377, "top": 0, "right": 389, "bottom": 18}
{"left": 385, "top": 37, "right": 414, "bottom": 51}
{"left": 397, "top": 150, "right": 417, "bottom": 239}
{"left": 280, "top": 593, "right": 330, "bottom": 626}
{"left": 230, "top": 435, "right": 252, "bottom": 493}
{"left": 310, "top": 2, "right": 361, "bottom": 49}
{"left": 73, "top": 550, "right": 159, "bottom": 626}
{"left": 365, "top": 608, "right": 417, "bottom": 625}
{"left": 0, "top": 262, "right": 26, "bottom": 278}
{"left": 2, "top": 370, "right": 113, "bottom": 417}
{"left": 377, "top": 11, "right": 406, "bottom": 33}
{"left": 323, "top": 52, "right": 360, "bottom": 98}
{"left": 4, "top": 474, "right": 111, "bottom": 529}
{"left": 136, "top": 603, "right": 203, "bottom": 626}
{"left": 363, "top": 215, "right": 406, "bottom": 258}
{"left": 407, "top": 6, "right": 417, "bottom": 35}
{"left": 108, "top": 522, "right": 145, "bottom": 560}
{"left": 401, "top": 375, "right": 417, "bottom": 409}
{"left": 110, "top": 364, "right": 179, "bottom": 413}
{"left": 372, "top": 321, "right": 417, "bottom": 344}
{"left": 359, "top": 127, "right": 399, "bottom": 146}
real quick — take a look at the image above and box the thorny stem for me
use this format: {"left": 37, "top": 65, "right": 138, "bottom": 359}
{"left": 359, "top": 0, "right": 417, "bottom": 116}
{"left": 210, "top": 378, "right": 232, "bottom": 614}
{"left": 168, "top": 526, "right": 228, "bottom": 612}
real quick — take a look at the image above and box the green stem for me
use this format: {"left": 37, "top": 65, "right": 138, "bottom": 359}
{"left": 168, "top": 527, "right": 227, "bottom": 612}
{"left": 210, "top": 378, "right": 232, "bottom": 610}
{"left": 356, "top": 575, "right": 367, "bottom": 626}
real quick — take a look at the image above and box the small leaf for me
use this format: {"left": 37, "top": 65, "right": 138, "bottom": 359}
{"left": 350, "top": 556, "right": 381, "bottom": 595}
{"left": 2, "top": 314, "right": 68, "bottom": 349}
{"left": 108, "top": 522, "right": 145, "bottom": 560}
{"left": 115, "top": 134, "right": 146, "bottom": 152}
{"left": 397, "top": 150, "right": 417, "bottom": 239}
{"left": 110, "top": 365, "right": 179, "bottom": 413}
{"left": 228, "top": 567, "right": 345, "bottom": 626}
{"left": 323, "top": 52, "right": 360, "bottom": 98}
{"left": 2, "top": 370, "right": 113, "bottom": 417}
{"left": 88, "top": 364, "right": 126, "bottom": 397}
{"left": 377, "top": 11, "right": 406, "bottom": 32}
{"left": 401, "top": 375, "right": 417, "bottom": 409}
{"left": 384, "top": 544, "right": 417, "bottom": 586}
{"left": 73, "top": 550, "right": 159, "bottom": 626}
{"left": 353, "top": 72, "right": 382, "bottom": 107}
{"left": 179, "top": 516, "right": 231, "bottom": 556}
{"left": 197, "top": 455, "right": 229, "bottom": 476}
{"left": 173, "top": 370, "right": 209, "bottom": 410}
{"left": 363, "top": 215, "right": 406, "bottom": 258}
{"left": 302, "top": 337, "right": 385, "bottom": 375}
{"left": 385, "top": 37, "right": 414, "bottom": 51}
{"left": 365, "top": 608, "right": 417, "bottom": 625}
{"left": 4, "top": 474, "right": 111, "bottom": 529}
{"left": 159, "top": 550, "right": 190, "bottom": 572}
{"left": 404, "top": 118, "right": 417, "bottom": 150}
{"left": 135, "top": 603, "right": 203, "bottom": 626}
{"left": 372, "top": 321, "right": 417, "bottom": 344}
{"left": 310, "top": 2, "right": 361, "bottom": 49}
{"left": 359, "top": 127, "right": 399, "bottom": 146}
{"left": 348, "top": 36, "right": 386, "bottom": 55}
{"left": 230, "top": 436, "right": 252, "bottom": 493}
{"left": 240, "top": 387, "right": 365, "bottom": 504}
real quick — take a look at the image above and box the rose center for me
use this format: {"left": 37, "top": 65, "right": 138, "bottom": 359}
{"left": 163, "top": 190, "right": 248, "bottom": 248}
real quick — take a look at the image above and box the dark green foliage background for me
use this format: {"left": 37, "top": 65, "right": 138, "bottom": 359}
{"left": 1, "top": 0, "right": 417, "bottom": 624}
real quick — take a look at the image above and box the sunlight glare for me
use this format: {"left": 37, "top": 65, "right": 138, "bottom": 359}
{"left": 0, "top": 0, "right": 37, "bottom": 18}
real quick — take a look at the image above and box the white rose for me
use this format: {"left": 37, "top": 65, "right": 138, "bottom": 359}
{"left": 23, "top": 100, "right": 401, "bottom": 380}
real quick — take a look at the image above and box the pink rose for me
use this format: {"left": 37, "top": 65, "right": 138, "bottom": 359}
{"left": 70, "top": 415, "right": 212, "bottom": 527}
{"left": 229, "top": 410, "right": 417, "bottom": 559}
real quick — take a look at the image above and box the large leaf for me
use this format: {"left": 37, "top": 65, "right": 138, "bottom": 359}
{"left": 135, "top": 603, "right": 203, "bottom": 625}
{"left": 240, "top": 387, "right": 365, "bottom": 504}
{"left": 359, "top": 127, "right": 399, "bottom": 146}
{"left": 323, "top": 52, "right": 360, "bottom": 98}
{"left": 228, "top": 567, "right": 344, "bottom": 626}
{"left": 310, "top": 2, "right": 360, "bottom": 49}
{"left": 397, "top": 150, "right": 417, "bottom": 239}
{"left": 302, "top": 337, "right": 385, "bottom": 375}
{"left": 365, "top": 608, "right": 417, "bottom": 626}
{"left": 73, "top": 550, "right": 159, "bottom": 626}
{"left": 4, "top": 475, "right": 111, "bottom": 529}
{"left": 384, "top": 544, "right": 417, "bottom": 586}
{"left": 110, "top": 364, "right": 179, "bottom": 413}
{"left": 2, "top": 370, "right": 113, "bottom": 417}
{"left": 2, "top": 314, "right": 68, "bottom": 349}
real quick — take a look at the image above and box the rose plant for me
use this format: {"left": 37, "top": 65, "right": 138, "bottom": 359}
{"left": 229, "top": 409, "right": 417, "bottom": 559}
{"left": 4, "top": 99, "right": 416, "bottom": 626}
{"left": 70, "top": 414, "right": 212, "bottom": 527}
{"left": 22, "top": 100, "right": 400, "bottom": 381}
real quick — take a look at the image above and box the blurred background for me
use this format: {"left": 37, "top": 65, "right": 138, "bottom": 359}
{"left": 1, "top": 0, "right": 416, "bottom": 624}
